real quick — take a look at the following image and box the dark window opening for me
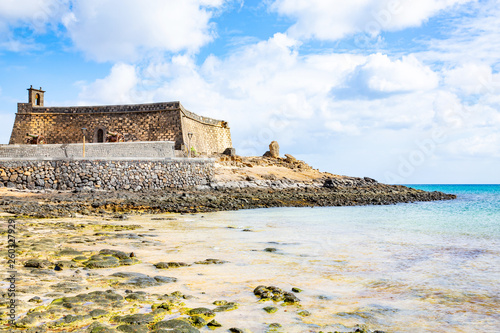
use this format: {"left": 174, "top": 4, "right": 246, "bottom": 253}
{"left": 97, "top": 129, "right": 104, "bottom": 143}
{"left": 35, "top": 94, "right": 40, "bottom": 106}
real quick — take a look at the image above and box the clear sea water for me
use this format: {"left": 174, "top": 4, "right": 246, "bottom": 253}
{"left": 32, "top": 185, "right": 496, "bottom": 332}
{"left": 172, "top": 184, "right": 499, "bottom": 332}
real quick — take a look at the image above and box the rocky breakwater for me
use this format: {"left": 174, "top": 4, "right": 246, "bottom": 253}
{"left": 0, "top": 176, "right": 455, "bottom": 218}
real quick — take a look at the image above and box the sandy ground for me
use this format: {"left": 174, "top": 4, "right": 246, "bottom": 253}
{"left": 0, "top": 188, "right": 38, "bottom": 198}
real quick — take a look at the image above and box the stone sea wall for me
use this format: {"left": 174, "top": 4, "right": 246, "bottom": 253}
{"left": 0, "top": 159, "right": 214, "bottom": 191}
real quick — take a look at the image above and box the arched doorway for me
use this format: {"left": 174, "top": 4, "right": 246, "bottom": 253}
{"left": 97, "top": 129, "right": 104, "bottom": 143}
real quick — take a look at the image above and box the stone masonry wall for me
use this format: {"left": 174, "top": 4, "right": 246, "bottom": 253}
{"left": 10, "top": 104, "right": 183, "bottom": 148}
{"left": 180, "top": 107, "right": 232, "bottom": 155}
{"left": 0, "top": 159, "right": 214, "bottom": 191}
{"left": 0, "top": 142, "right": 175, "bottom": 160}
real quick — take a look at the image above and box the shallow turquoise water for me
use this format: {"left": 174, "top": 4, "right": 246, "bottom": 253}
{"left": 196, "top": 185, "right": 500, "bottom": 332}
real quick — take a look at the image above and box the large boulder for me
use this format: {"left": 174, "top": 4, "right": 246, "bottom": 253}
{"left": 269, "top": 141, "right": 279, "bottom": 158}
{"left": 263, "top": 141, "right": 280, "bottom": 158}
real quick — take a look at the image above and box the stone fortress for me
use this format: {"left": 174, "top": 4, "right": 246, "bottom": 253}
{"left": 0, "top": 86, "right": 234, "bottom": 191}
{"left": 9, "top": 86, "right": 232, "bottom": 155}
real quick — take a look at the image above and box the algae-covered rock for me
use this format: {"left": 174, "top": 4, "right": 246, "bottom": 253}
{"left": 154, "top": 262, "right": 190, "bottom": 269}
{"left": 111, "top": 313, "right": 155, "bottom": 325}
{"left": 84, "top": 255, "right": 121, "bottom": 269}
{"left": 213, "top": 302, "right": 239, "bottom": 312}
{"left": 55, "top": 260, "right": 80, "bottom": 268}
{"left": 50, "top": 282, "right": 84, "bottom": 293}
{"left": 229, "top": 328, "right": 244, "bottom": 333}
{"left": 188, "top": 315, "right": 207, "bottom": 328}
{"left": 50, "top": 290, "right": 124, "bottom": 309}
{"left": 15, "top": 311, "right": 50, "bottom": 328}
{"left": 56, "top": 248, "right": 83, "bottom": 256}
{"left": 84, "top": 250, "right": 139, "bottom": 269}
{"left": 89, "top": 309, "right": 109, "bottom": 319}
{"left": 153, "top": 276, "right": 177, "bottom": 284}
{"left": 125, "top": 292, "right": 147, "bottom": 302}
{"left": 99, "top": 249, "right": 131, "bottom": 259}
{"left": 207, "top": 319, "right": 222, "bottom": 329}
{"left": 154, "top": 319, "right": 199, "bottom": 333}
{"left": 117, "top": 275, "right": 177, "bottom": 288}
{"left": 264, "top": 248, "right": 277, "bottom": 253}
{"left": 111, "top": 272, "right": 149, "bottom": 279}
{"left": 24, "top": 259, "right": 53, "bottom": 269}
{"left": 283, "top": 292, "right": 300, "bottom": 304}
{"left": 263, "top": 306, "right": 278, "bottom": 314}
{"left": 298, "top": 310, "right": 311, "bottom": 316}
{"left": 51, "top": 314, "right": 92, "bottom": 328}
{"left": 87, "top": 321, "right": 116, "bottom": 333}
{"left": 188, "top": 307, "right": 215, "bottom": 319}
{"left": 194, "top": 258, "right": 228, "bottom": 265}
{"left": 116, "top": 324, "right": 149, "bottom": 333}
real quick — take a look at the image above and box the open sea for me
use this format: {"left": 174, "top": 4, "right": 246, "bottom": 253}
{"left": 164, "top": 184, "right": 499, "bottom": 332}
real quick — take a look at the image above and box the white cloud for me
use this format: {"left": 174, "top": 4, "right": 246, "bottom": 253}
{"left": 422, "top": 0, "right": 500, "bottom": 65}
{"left": 345, "top": 53, "right": 439, "bottom": 94}
{"left": 444, "top": 63, "right": 500, "bottom": 96}
{"left": 77, "top": 63, "right": 138, "bottom": 105}
{"left": 0, "top": 0, "right": 68, "bottom": 50}
{"left": 0, "top": 0, "right": 65, "bottom": 28}
{"left": 270, "top": 0, "right": 474, "bottom": 41}
{"left": 63, "top": 0, "right": 225, "bottom": 62}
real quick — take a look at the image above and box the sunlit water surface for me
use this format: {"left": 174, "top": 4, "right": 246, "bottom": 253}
{"left": 16, "top": 185, "right": 500, "bottom": 332}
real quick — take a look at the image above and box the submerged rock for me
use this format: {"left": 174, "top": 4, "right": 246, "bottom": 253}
{"left": 154, "top": 262, "right": 190, "bottom": 269}
{"left": 254, "top": 285, "right": 301, "bottom": 305}
{"left": 194, "top": 258, "right": 228, "bottom": 265}
{"left": 84, "top": 251, "right": 139, "bottom": 269}
{"left": 111, "top": 313, "right": 155, "bottom": 325}
{"left": 188, "top": 307, "right": 215, "bottom": 318}
{"left": 153, "top": 319, "right": 199, "bottom": 333}
{"left": 213, "top": 302, "right": 239, "bottom": 312}
{"left": 24, "top": 259, "right": 53, "bottom": 269}
{"left": 116, "top": 275, "right": 177, "bottom": 288}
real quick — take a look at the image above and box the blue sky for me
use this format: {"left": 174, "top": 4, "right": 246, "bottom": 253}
{"left": 1, "top": 0, "right": 499, "bottom": 184}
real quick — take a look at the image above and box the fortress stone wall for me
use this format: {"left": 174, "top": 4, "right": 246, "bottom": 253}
{"left": 9, "top": 88, "right": 232, "bottom": 155}
{"left": 0, "top": 142, "right": 175, "bottom": 160}
{"left": 0, "top": 159, "right": 214, "bottom": 191}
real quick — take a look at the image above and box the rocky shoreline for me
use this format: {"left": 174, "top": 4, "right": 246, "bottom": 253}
{"left": 0, "top": 178, "right": 455, "bottom": 218}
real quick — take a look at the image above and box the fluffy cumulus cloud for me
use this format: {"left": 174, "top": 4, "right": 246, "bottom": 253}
{"left": 270, "top": 0, "right": 474, "bottom": 41}
{"left": 0, "top": 0, "right": 68, "bottom": 50}
{"left": 63, "top": 0, "right": 225, "bottom": 62}
{"left": 78, "top": 63, "right": 138, "bottom": 105}
{"left": 444, "top": 63, "right": 500, "bottom": 96}
{"left": 344, "top": 53, "right": 439, "bottom": 95}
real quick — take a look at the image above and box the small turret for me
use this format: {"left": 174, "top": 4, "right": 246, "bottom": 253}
{"left": 27, "top": 85, "right": 45, "bottom": 107}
